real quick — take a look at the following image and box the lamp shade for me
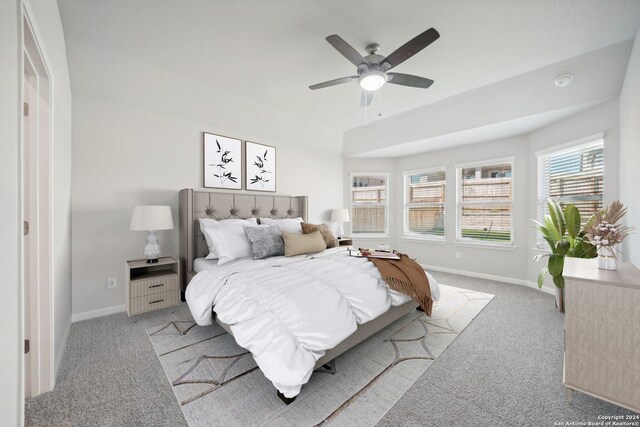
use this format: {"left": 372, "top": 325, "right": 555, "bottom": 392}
{"left": 330, "top": 209, "right": 350, "bottom": 223}
{"left": 129, "top": 205, "right": 174, "bottom": 231}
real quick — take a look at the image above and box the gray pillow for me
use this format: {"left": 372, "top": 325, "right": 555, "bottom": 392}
{"left": 243, "top": 225, "right": 284, "bottom": 259}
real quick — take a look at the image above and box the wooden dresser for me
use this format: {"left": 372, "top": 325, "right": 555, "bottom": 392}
{"left": 563, "top": 258, "right": 640, "bottom": 412}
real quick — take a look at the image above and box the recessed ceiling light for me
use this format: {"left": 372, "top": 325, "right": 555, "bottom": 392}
{"left": 555, "top": 74, "right": 573, "bottom": 88}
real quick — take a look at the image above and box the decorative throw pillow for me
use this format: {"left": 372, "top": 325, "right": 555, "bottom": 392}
{"left": 301, "top": 222, "right": 337, "bottom": 248}
{"left": 243, "top": 225, "right": 284, "bottom": 259}
{"left": 204, "top": 224, "right": 265, "bottom": 265}
{"left": 282, "top": 230, "right": 326, "bottom": 257}
{"left": 258, "top": 217, "right": 303, "bottom": 233}
{"left": 198, "top": 218, "right": 257, "bottom": 260}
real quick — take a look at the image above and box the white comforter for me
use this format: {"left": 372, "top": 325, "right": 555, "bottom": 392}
{"left": 186, "top": 247, "right": 439, "bottom": 398}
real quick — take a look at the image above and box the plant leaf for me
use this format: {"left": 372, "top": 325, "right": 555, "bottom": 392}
{"left": 543, "top": 237, "right": 556, "bottom": 253}
{"left": 538, "top": 267, "right": 549, "bottom": 289}
{"left": 534, "top": 253, "right": 549, "bottom": 262}
{"left": 564, "top": 204, "right": 580, "bottom": 239}
{"left": 552, "top": 275, "right": 565, "bottom": 289}
{"left": 548, "top": 254, "right": 564, "bottom": 277}
{"left": 556, "top": 240, "right": 570, "bottom": 256}
{"left": 544, "top": 215, "right": 561, "bottom": 242}
{"left": 548, "top": 198, "right": 566, "bottom": 236}
{"left": 216, "top": 139, "right": 221, "bottom": 150}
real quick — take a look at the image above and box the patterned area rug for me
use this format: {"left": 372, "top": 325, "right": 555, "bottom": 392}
{"left": 148, "top": 284, "right": 493, "bottom": 426}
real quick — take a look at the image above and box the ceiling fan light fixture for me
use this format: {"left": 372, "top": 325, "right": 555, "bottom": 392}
{"left": 359, "top": 70, "right": 387, "bottom": 91}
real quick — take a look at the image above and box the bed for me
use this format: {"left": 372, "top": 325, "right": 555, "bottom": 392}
{"left": 178, "top": 188, "right": 439, "bottom": 402}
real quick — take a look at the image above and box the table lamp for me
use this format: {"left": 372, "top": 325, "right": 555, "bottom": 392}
{"left": 129, "top": 205, "right": 174, "bottom": 263}
{"left": 330, "top": 208, "right": 350, "bottom": 239}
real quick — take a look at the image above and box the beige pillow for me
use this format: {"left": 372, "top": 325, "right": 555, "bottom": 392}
{"left": 301, "top": 222, "right": 337, "bottom": 248}
{"left": 282, "top": 230, "right": 326, "bottom": 257}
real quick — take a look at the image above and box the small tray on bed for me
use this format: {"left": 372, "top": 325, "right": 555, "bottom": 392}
{"left": 348, "top": 248, "right": 401, "bottom": 260}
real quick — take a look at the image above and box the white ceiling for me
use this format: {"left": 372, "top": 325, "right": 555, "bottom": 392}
{"left": 352, "top": 101, "right": 604, "bottom": 158}
{"left": 58, "top": 0, "right": 640, "bottom": 133}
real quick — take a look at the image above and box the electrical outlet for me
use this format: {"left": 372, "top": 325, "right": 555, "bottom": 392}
{"left": 107, "top": 277, "right": 117, "bottom": 289}
{"left": 455, "top": 252, "right": 462, "bottom": 259}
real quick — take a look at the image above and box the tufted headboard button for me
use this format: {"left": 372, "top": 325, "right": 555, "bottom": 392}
{"left": 287, "top": 209, "right": 294, "bottom": 217}
{"left": 270, "top": 208, "right": 278, "bottom": 216}
{"left": 205, "top": 208, "right": 213, "bottom": 216}
{"left": 251, "top": 208, "right": 258, "bottom": 215}
{"left": 229, "top": 207, "right": 238, "bottom": 216}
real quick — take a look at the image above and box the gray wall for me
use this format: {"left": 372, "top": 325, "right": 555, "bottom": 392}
{"left": 70, "top": 93, "right": 344, "bottom": 317}
{"left": 619, "top": 28, "right": 640, "bottom": 267}
{"left": 344, "top": 101, "right": 620, "bottom": 286}
{"left": 0, "top": 1, "right": 23, "bottom": 422}
{"left": 0, "top": 0, "right": 72, "bottom": 422}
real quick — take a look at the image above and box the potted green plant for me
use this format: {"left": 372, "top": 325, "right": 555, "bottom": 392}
{"left": 532, "top": 199, "right": 597, "bottom": 312}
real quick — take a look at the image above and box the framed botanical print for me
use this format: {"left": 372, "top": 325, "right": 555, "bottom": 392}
{"left": 245, "top": 141, "right": 276, "bottom": 192}
{"left": 203, "top": 132, "right": 242, "bottom": 189}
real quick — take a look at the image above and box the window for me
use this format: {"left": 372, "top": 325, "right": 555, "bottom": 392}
{"left": 403, "top": 168, "right": 446, "bottom": 240}
{"left": 456, "top": 159, "right": 514, "bottom": 244}
{"left": 537, "top": 139, "right": 604, "bottom": 243}
{"left": 350, "top": 173, "right": 389, "bottom": 236}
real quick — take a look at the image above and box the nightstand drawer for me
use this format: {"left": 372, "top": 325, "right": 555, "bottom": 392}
{"left": 130, "top": 275, "right": 179, "bottom": 298}
{"left": 129, "top": 290, "right": 180, "bottom": 315}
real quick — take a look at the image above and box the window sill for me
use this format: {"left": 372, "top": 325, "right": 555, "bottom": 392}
{"left": 453, "top": 240, "right": 517, "bottom": 251}
{"left": 401, "top": 237, "right": 447, "bottom": 245}
{"left": 351, "top": 235, "right": 390, "bottom": 240}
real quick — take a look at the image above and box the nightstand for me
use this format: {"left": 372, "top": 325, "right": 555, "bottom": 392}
{"left": 337, "top": 236, "right": 353, "bottom": 247}
{"left": 126, "top": 256, "right": 180, "bottom": 318}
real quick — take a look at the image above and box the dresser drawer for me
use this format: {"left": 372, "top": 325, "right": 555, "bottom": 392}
{"left": 130, "top": 275, "right": 179, "bottom": 298}
{"left": 129, "top": 290, "right": 180, "bottom": 315}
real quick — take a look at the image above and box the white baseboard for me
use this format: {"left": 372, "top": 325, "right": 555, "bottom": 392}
{"left": 421, "top": 264, "right": 556, "bottom": 296}
{"left": 71, "top": 304, "right": 126, "bottom": 323}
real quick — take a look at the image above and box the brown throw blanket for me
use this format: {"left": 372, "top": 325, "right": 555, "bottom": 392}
{"left": 368, "top": 253, "right": 433, "bottom": 316}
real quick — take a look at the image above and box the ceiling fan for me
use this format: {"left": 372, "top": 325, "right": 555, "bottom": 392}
{"left": 309, "top": 28, "right": 440, "bottom": 107}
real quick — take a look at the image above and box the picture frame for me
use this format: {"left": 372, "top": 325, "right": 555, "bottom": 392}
{"left": 203, "top": 132, "right": 242, "bottom": 190}
{"left": 245, "top": 141, "right": 276, "bottom": 192}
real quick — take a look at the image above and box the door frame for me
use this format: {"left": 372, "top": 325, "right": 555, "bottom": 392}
{"left": 22, "top": 2, "right": 55, "bottom": 398}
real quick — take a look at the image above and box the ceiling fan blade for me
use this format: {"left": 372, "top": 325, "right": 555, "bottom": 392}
{"left": 361, "top": 90, "right": 374, "bottom": 107}
{"left": 387, "top": 73, "right": 434, "bottom": 89}
{"left": 326, "top": 35, "right": 370, "bottom": 67}
{"left": 309, "top": 76, "right": 357, "bottom": 90}
{"left": 382, "top": 28, "right": 440, "bottom": 70}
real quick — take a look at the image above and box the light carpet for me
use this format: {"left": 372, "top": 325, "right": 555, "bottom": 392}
{"left": 148, "top": 284, "right": 493, "bottom": 426}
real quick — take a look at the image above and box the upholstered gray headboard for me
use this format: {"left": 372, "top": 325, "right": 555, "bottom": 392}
{"left": 178, "top": 188, "right": 308, "bottom": 290}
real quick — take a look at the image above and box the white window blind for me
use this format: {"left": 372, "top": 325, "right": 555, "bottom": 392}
{"left": 537, "top": 140, "right": 604, "bottom": 241}
{"left": 457, "top": 160, "right": 513, "bottom": 243}
{"left": 351, "top": 174, "right": 389, "bottom": 236}
{"left": 404, "top": 168, "right": 446, "bottom": 239}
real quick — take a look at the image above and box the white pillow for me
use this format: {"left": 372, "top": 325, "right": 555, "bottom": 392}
{"left": 259, "top": 217, "right": 303, "bottom": 234}
{"left": 204, "top": 224, "right": 266, "bottom": 265}
{"left": 199, "top": 218, "right": 258, "bottom": 259}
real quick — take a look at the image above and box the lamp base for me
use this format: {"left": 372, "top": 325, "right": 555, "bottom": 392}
{"left": 144, "top": 231, "right": 162, "bottom": 263}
